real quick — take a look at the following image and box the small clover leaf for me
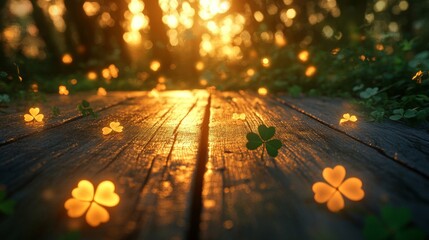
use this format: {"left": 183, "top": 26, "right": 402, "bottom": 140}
{"left": 258, "top": 124, "right": 275, "bottom": 141}
{"left": 363, "top": 206, "right": 425, "bottom": 240}
{"left": 360, "top": 87, "right": 379, "bottom": 99}
{"left": 246, "top": 124, "right": 282, "bottom": 159}
{"left": 265, "top": 139, "right": 282, "bottom": 157}
{"left": 0, "top": 189, "right": 15, "bottom": 215}
{"left": 403, "top": 109, "right": 417, "bottom": 119}
{"left": 77, "top": 100, "right": 98, "bottom": 118}
{"left": 246, "top": 132, "right": 263, "bottom": 150}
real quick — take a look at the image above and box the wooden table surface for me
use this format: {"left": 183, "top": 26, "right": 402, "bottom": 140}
{"left": 0, "top": 90, "right": 428, "bottom": 240}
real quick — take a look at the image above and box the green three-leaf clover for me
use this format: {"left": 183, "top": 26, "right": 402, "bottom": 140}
{"left": 363, "top": 206, "right": 425, "bottom": 240}
{"left": 77, "top": 100, "right": 98, "bottom": 118}
{"left": 246, "top": 124, "right": 282, "bottom": 158}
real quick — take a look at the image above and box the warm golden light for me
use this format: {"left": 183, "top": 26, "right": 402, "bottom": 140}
{"left": 102, "top": 68, "right": 111, "bottom": 80}
{"left": 412, "top": 70, "right": 423, "bottom": 84}
{"left": 305, "top": 66, "right": 317, "bottom": 77}
{"left": 59, "top": 85, "right": 69, "bottom": 95}
{"left": 87, "top": 71, "right": 98, "bottom": 80}
{"left": 150, "top": 60, "right": 161, "bottom": 72}
{"left": 258, "top": 87, "right": 268, "bottom": 96}
{"left": 62, "top": 54, "right": 73, "bottom": 64}
{"left": 102, "top": 121, "right": 123, "bottom": 135}
{"left": 200, "top": 79, "right": 208, "bottom": 86}
{"left": 254, "top": 11, "right": 264, "bottom": 22}
{"left": 246, "top": 68, "right": 255, "bottom": 77}
{"left": 340, "top": 113, "right": 357, "bottom": 124}
{"left": 97, "top": 87, "right": 107, "bottom": 96}
{"left": 286, "top": 8, "right": 297, "bottom": 19}
{"left": 195, "top": 61, "right": 205, "bottom": 71}
{"left": 83, "top": 1, "right": 100, "bottom": 16}
{"left": 65, "top": 180, "right": 120, "bottom": 227}
{"left": 312, "top": 165, "right": 364, "bottom": 212}
{"left": 298, "top": 50, "right": 309, "bottom": 62}
{"left": 232, "top": 113, "right": 246, "bottom": 120}
{"left": 123, "top": 31, "right": 142, "bottom": 45}
{"left": 109, "top": 64, "right": 119, "bottom": 78}
{"left": 261, "top": 57, "right": 270, "bottom": 68}
{"left": 24, "top": 107, "right": 44, "bottom": 122}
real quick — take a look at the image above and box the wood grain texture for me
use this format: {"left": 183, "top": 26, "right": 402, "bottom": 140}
{"left": 1, "top": 90, "right": 428, "bottom": 240}
{"left": 200, "top": 91, "right": 429, "bottom": 240}
{"left": 0, "top": 90, "right": 209, "bottom": 240}
{"left": 0, "top": 91, "right": 144, "bottom": 145}
{"left": 277, "top": 96, "right": 429, "bottom": 178}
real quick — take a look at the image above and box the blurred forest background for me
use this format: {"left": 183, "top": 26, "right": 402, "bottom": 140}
{"left": 0, "top": 0, "right": 429, "bottom": 121}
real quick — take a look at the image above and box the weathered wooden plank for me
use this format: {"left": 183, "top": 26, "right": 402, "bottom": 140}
{"left": 200, "top": 91, "right": 429, "bottom": 240}
{"left": 277, "top": 96, "right": 429, "bottom": 177}
{"left": 0, "top": 90, "right": 209, "bottom": 240}
{"left": 0, "top": 91, "right": 144, "bottom": 145}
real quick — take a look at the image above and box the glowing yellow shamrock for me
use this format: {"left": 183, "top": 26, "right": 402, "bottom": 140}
{"left": 97, "top": 87, "right": 107, "bottom": 96}
{"left": 64, "top": 180, "right": 120, "bottom": 227}
{"left": 339, "top": 113, "right": 357, "bottom": 124}
{"left": 59, "top": 85, "right": 69, "bottom": 95}
{"left": 102, "top": 121, "right": 123, "bottom": 135}
{"left": 312, "top": 165, "right": 364, "bottom": 212}
{"left": 232, "top": 113, "right": 246, "bottom": 120}
{"left": 24, "top": 108, "right": 44, "bottom": 122}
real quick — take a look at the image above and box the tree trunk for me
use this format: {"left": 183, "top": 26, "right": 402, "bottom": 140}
{"left": 336, "top": 0, "right": 368, "bottom": 45}
{"left": 63, "top": 0, "right": 96, "bottom": 60}
{"left": 30, "top": 0, "right": 61, "bottom": 65}
{"left": 144, "top": 0, "right": 171, "bottom": 71}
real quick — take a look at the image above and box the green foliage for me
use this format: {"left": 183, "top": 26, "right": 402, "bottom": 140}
{"left": 58, "top": 231, "right": 81, "bottom": 240}
{"left": 77, "top": 100, "right": 98, "bottom": 118}
{"left": 246, "top": 124, "right": 282, "bottom": 158}
{"left": 363, "top": 206, "right": 425, "bottom": 240}
{"left": 0, "top": 189, "right": 15, "bottom": 215}
{"left": 235, "top": 36, "right": 429, "bottom": 124}
{"left": 51, "top": 106, "right": 61, "bottom": 117}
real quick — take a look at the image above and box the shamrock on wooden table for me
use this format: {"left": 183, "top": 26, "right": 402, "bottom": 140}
{"left": 77, "top": 100, "right": 98, "bottom": 118}
{"left": 363, "top": 206, "right": 425, "bottom": 240}
{"left": 246, "top": 124, "right": 282, "bottom": 159}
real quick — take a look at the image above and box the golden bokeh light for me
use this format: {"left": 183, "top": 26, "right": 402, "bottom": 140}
{"left": 261, "top": 57, "right": 271, "bottom": 68}
{"left": 87, "top": 71, "right": 98, "bottom": 80}
{"left": 150, "top": 60, "right": 161, "bottom": 72}
{"left": 258, "top": 87, "right": 268, "bottom": 96}
{"left": 62, "top": 54, "right": 73, "bottom": 64}
{"left": 195, "top": 61, "right": 205, "bottom": 71}
{"left": 305, "top": 66, "right": 317, "bottom": 77}
{"left": 83, "top": 1, "right": 100, "bottom": 16}
{"left": 59, "top": 85, "right": 69, "bottom": 96}
{"left": 97, "top": 87, "right": 107, "bottom": 96}
{"left": 298, "top": 50, "right": 309, "bottom": 62}
{"left": 246, "top": 68, "right": 255, "bottom": 77}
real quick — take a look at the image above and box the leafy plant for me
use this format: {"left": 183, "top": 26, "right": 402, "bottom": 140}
{"left": 389, "top": 108, "right": 418, "bottom": 121}
{"left": 363, "top": 206, "right": 425, "bottom": 240}
{"left": 77, "top": 100, "right": 98, "bottom": 118}
{"left": 360, "top": 87, "right": 379, "bottom": 99}
{"left": 246, "top": 124, "right": 282, "bottom": 159}
{"left": 0, "top": 189, "right": 15, "bottom": 215}
{"left": 51, "top": 106, "right": 61, "bottom": 117}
